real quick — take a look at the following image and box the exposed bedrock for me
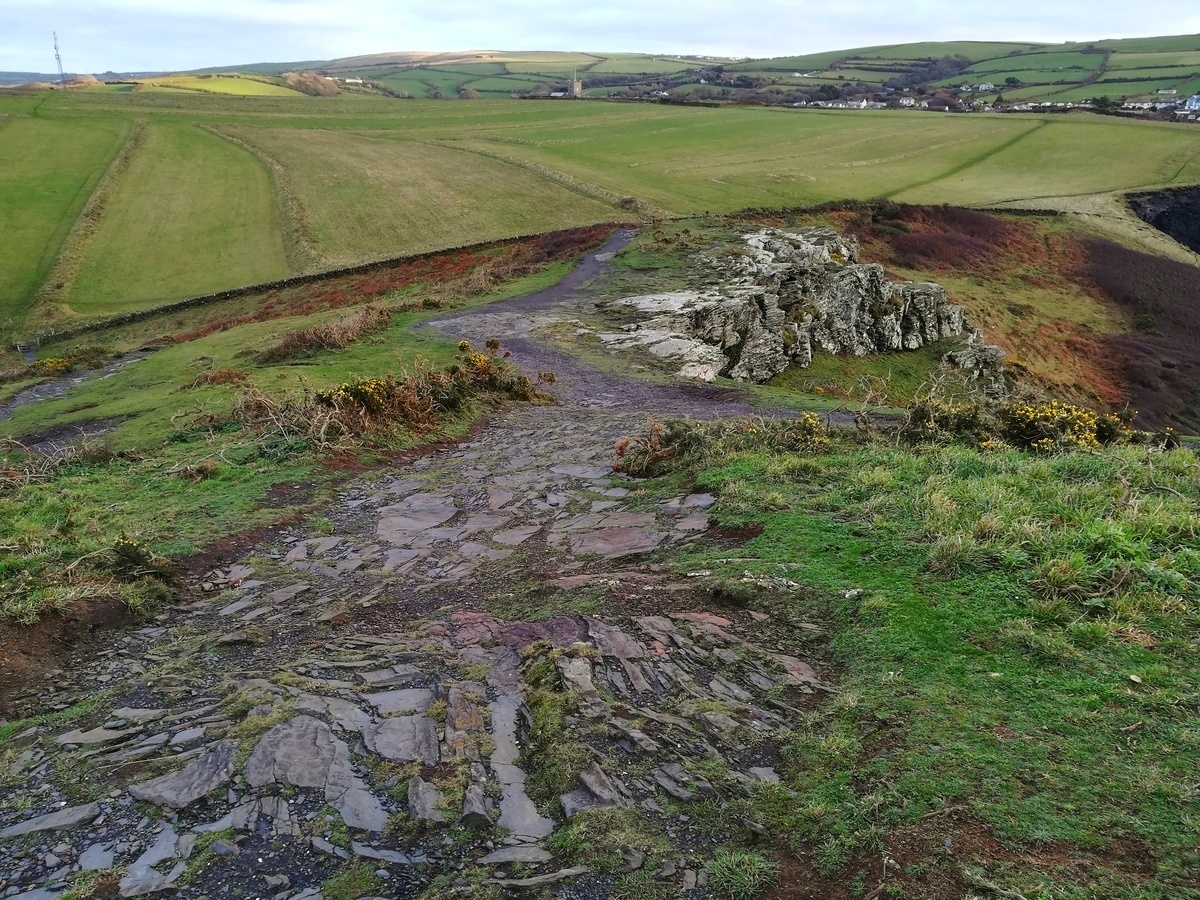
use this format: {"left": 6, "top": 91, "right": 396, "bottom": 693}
{"left": 601, "top": 226, "right": 1005, "bottom": 395}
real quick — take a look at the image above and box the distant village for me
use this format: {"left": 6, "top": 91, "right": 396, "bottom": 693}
{"left": 581, "top": 62, "right": 1200, "bottom": 123}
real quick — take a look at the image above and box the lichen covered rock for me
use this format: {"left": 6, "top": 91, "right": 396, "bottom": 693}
{"left": 601, "top": 226, "right": 1004, "bottom": 393}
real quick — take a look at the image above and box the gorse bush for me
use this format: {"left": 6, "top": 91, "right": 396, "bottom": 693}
{"left": 29, "top": 357, "right": 73, "bottom": 377}
{"left": 902, "top": 398, "right": 1147, "bottom": 453}
{"left": 998, "top": 400, "right": 1128, "bottom": 453}
{"left": 234, "top": 345, "right": 552, "bottom": 447}
{"left": 614, "top": 413, "right": 829, "bottom": 477}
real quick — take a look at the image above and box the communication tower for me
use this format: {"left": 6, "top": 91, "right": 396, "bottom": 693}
{"left": 53, "top": 32, "right": 65, "bottom": 87}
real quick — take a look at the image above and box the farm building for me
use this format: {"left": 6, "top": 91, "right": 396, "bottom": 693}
{"left": 1186, "top": 94, "right": 1200, "bottom": 110}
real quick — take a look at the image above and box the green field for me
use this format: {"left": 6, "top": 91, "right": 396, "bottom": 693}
{"left": 3, "top": 42, "right": 1200, "bottom": 334}
{"left": 223, "top": 126, "right": 620, "bottom": 265}
{"left": 0, "top": 116, "right": 130, "bottom": 321}
{"left": 143, "top": 74, "right": 306, "bottom": 97}
{"left": 62, "top": 121, "right": 288, "bottom": 317}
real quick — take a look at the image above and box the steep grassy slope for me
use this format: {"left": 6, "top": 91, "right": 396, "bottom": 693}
{"left": 61, "top": 122, "right": 288, "bottom": 318}
{"left": 0, "top": 116, "right": 130, "bottom": 322}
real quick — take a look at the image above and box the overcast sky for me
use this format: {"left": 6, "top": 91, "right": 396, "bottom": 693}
{"left": 4, "top": 0, "right": 1200, "bottom": 73}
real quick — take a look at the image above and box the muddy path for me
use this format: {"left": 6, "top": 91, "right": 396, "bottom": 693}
{"left": 0, "top": 238, "right": 831, "bottom": 899}
{"left": 0, "top": 353, "right": 150, "bottom": 424}
{"left": 431, "top": 229, "right": 775, "bottom": 416}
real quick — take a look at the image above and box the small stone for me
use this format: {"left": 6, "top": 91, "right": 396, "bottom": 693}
{"left": 211, "top": 839, "right": 239, "bottom": 857}
{"left": 656, "top": 859, "right": 677, "bottom": 879}
{"left": 619, "top": 849, "right": 646, "bottom": 873}
{"left": 408, "top": 776, "right": 447, "bottom": 823}
{"left": 43, "top": 852, "right": 62, "bottom": 868}
{"left": 264, "top": 874, "right": 290, "bottom": 889}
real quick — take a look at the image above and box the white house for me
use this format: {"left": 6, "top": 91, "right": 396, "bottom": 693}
{"left": 899, "top": 96, "right": 916, "bottom": 107}
{"left": 343, "top": 78, "right": 363, "bottom": 85}
{"left": 1157, "top": 88, "right": 1177, "bottom": 95}
{"left": 1186, "top": 94, "right": 1200, "bottom": 110}
{"left": 975, "top": 82, "right": 995, "bottom": 91}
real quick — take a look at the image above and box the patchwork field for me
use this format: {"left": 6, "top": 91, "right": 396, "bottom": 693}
{"left": 1, "top": 80, "right": 1200, "bottom": 334}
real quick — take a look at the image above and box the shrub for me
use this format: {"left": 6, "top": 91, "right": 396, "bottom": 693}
{"left": 181, "top": 369, "right": 247, "bottom": 390}
{"left": 898, "top": 398, "right": 983, "bottom": 445}
{"left": 29, "top": 357, "right": 73, "bottom": 377}
{"left": 255, "top": 305, "right": 392, "bottom": 364}
{"left": 614, "top": 414, "right": 829, "bottom": 476}
{"left": 997, "top": 400, "right": 1107, "bottom": 453}
{"left": 232, "top": 346, "right": 551, "bottom": 447}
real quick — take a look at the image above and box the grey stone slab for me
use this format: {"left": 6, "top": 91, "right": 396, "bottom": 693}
{"left": 129, "top": 823, "right": 178, "bottom": 873}
{"left": 479, "top": 846, "right": 553, "bottom": 864}
{"left": 219, "top": 598, "right": 256, "bottom": 617}
{"left": 484, "top": 867, "right": 589, "bottom": 888}
{"left": 364, "top": 688, "right": 434, "bottom": 716}
{"left": 79, "top": 843, "right": 115, "bottom": 870}
{"left": 490, "top": 692, "right": 555, "bottom": 840}
{"left": 359, "top": 664, "right": 422, "bottom": 688}
{"left": 266, "top": 583, "right": 309, "bottom": 603}
{"left": 364, "top": 715, "right": 439, "bottom": 764}
{"left": 408, "top": 775, "right": 446, "bottom": 823}
{"left": 377, "top": 493, "right": 458, "bottom": 542}
{"left": 570, "top": 527, "right": 664, "bottom": 559}
{"left": 128, "top": 741, "right": 236, "bottom": 809}
{"left": 460, "top": 514, "right": 510, "bottom": 534}
{"left": 244, "top": 716, "right": 331, "bottom": 789}
{"left": 0, "top": 802, "right": 100, "bottom": 837}
{"left": 110, "top": 708, "right": 166, "bottom": 725}
{"left": 351, "top": 841, "right": 421, "bottom": 865}
{"left": 245, "top": 715, "right": 386, "bottom": 832}
{"left": 56, "top": 725, "right": 138, "bottom": 747}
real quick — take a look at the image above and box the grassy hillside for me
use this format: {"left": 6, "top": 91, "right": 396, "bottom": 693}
{"left": 221, "top": 126, "right": 622, "bottom": 265}
{"left": 592, "top": 34, "right": 1200, "bottom": 105}
{"left": 2, "top": 48, "right": 1200, "bottom": 334}
{"left": 0, "top": 117, "right": 130, "bottom": 323}
{"left": 61, "top": 121, "right": 288, "bottom": 319}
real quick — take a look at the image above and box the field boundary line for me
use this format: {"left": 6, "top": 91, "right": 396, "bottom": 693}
{"left": 30, "top": 119, "right": 147, "bottom": 318}
{"left": 885, "top": 119, "right": 1049, "bottom": 199}
{"left": 19, "top": 222, "right": 631, "bottom": 349}
{"left": 420, "top": 138, "right": 668, "bottom": 219}
{"left": 202, "top": 124, "right": 325, "bottom": 274}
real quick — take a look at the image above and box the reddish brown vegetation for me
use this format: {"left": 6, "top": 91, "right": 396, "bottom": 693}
{"left": 170, "top": 226, "right": 615, "bottom": 346}
{"left": 181, "top": 369, "right": 247, "bottom": 390}
{"left": 765, "top": 809, "right": 1155, "bottom": 900}
{"left": 1078, "top": 238, "right": 1200, "bottom": 431}
{"left": 255, "top": 304, "right": 393, "bottom": 364}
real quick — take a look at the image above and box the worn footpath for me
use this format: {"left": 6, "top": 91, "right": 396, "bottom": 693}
{"left": 0, "top": 234, "right": 830, "bottom": 899}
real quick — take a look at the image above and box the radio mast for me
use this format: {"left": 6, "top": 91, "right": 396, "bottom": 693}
{"left": 54, "top": 32, "right": 65, "bottom": 87}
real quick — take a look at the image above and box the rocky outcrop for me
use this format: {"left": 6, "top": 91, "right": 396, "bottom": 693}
{"left": 600, "top": 226, "right": 1005, "bottom": 393}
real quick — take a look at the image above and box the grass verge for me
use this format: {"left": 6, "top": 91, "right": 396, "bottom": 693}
{"left": 617, "top": 414, "right": 1200, "bottom": 898}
